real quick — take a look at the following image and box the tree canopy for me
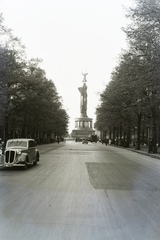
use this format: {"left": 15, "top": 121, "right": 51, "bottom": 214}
{"left": 95, "top": 0, "right": 160, "bottom": 152}
{"left": 0, "top": 14, "right": 69, "bottom": 143}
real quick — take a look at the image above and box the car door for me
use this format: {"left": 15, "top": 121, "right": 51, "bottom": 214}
{"left": 28, "top": 140, "right": 36, "bottom": 163}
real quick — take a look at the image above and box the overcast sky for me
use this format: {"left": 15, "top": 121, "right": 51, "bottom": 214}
{"left": 0, "top": 0, "right": 133, "bottom": 133}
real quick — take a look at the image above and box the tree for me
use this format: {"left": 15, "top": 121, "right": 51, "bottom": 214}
{"left": 124, "top": 0, "right": 160, "bottom": 152}
{"left": 0, "top": 13, "right": 69, "bottom": 143}
{"left": 95, "top": 0, "right": 160, "bottom": 152}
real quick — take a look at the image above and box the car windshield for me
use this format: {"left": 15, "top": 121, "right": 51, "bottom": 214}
{"left": 7, "top": 140, "right": 27, "bottom": 148}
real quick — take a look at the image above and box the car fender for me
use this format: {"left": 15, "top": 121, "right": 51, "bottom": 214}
{"left": 35, "top": 149, "right": 40, "bottom": 159}
{"left": 20, "top": 153, "right": 29, "bottom": 162}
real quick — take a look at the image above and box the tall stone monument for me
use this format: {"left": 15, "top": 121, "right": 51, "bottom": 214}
{"left": 71, "top": 73, "right": 95, "bottom": 139}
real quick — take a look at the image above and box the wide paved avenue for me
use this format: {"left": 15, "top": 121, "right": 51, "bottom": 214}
{"left": 0, "top": 141, "right": 160, "bottom": 240}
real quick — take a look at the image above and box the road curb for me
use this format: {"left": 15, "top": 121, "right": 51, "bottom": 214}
{"left": 126, "top": 148, "right": 160, "bottom": 160}
{"left": 112, "top": 145, "right": 160, "bottom": 160}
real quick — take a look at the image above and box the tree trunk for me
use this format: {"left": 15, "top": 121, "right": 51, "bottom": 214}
{"left": 126, "top": 126, "right": 131, "bottom": 148}
{"left": 116, "top": 127, "right": 119, "bottom": 145}
{"left": 120, "top": 122, "right": 122, "bottom": 140}
{"left": 21, "top": 115, "right": 26, "bottom": 138}
{"left": 136, "top": 113, "right": 142, "bottom": 150}
{"left": 4, "top": 115, "right": 9, "bottom": 145}
{"left": 151, "top": 107, "right": 158, "bottom": 153}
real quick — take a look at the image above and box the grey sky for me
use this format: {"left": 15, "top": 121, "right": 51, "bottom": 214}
{"left": 0, "top": 0, "right": 132, "bottom": 132}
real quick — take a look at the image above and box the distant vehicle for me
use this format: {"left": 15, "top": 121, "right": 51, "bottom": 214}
{"left": 0, "top": 148, "right": 2, "bottom": 157}
{"left": 82, "top": 139, "right": 88, "bottom": 144}
{"left": 0, "top": 138, "right": 40, "bottom": 170}
{"left": 91, "top": 135, "right": 98, "bottom": 143}
{"left": 75, "top": 137, "right": 82, "bottom": 142}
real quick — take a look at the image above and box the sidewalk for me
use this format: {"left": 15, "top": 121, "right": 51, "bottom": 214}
{"left": 112, "top": 144, "right": 160, "bottom": 160}
{"left": 123, "top": 145, "right": 160, "bottom": 160}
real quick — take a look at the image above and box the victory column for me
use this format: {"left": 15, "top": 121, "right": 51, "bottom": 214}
{"left": 71, "top": 73, "right": 95, "bottom": 139}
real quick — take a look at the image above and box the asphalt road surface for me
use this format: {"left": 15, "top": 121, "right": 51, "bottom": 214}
{"left": 0, "top": 141, "right": 160, "bottom": 240}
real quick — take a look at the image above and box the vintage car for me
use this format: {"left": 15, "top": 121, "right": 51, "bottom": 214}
{"left": 0, "top": 148, "right": 2, "bottom": 159}
{"left": 82, "top": 138, "right": 88, "bottom": 144}
{"left": 0, "top": 138, "right": 39, "bottom": 169}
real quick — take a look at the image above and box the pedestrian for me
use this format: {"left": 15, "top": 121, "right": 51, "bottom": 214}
{"left": 148, "top": 137, "right": 153, "bottom": 153}
{"left": 0, "top": 138, "right": 2, "bottom": 150}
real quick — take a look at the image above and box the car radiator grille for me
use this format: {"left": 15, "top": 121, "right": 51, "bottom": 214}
{"left": 5, "top": 150, "right": 16, "bottom": 163}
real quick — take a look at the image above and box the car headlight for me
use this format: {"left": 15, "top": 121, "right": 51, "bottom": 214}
{"left": 17, "top": 150, "right": 22, "bottom": 155}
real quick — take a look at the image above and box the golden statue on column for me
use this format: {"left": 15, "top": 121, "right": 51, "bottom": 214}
{"left": 71, "top": 72, "right": 95, "bottom": 139}
{"left": 78, "top": 73, "right": 88, "bottom": 117}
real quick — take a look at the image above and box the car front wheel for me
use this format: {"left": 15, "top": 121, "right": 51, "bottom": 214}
{"left": 23, "top": 157, "right": 28, "bottom": 170}
{"left": 33, "top": 154, "right": 39, "bottom": 166}
{"left": 23, "top": 161, "right": 27, "bottom": 170}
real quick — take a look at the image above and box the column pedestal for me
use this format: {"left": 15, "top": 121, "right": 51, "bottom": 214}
{"left": 71, "top": 117, "right": 95, "bottom": 138}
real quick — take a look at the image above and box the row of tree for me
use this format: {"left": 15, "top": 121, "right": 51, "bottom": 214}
{"left": 0, "top": 13, "right": 69, "bottom": 144}
{"left": 95, "top": 0, "right": 160, "bottom": 152}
